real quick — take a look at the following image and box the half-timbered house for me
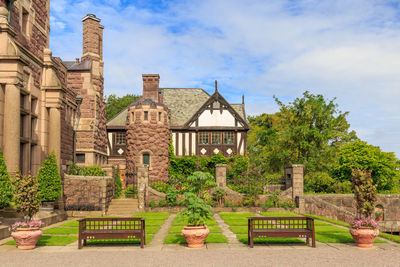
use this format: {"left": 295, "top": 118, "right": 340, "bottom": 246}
{"left": 106, "top": 74, "right": 249, "bottom": 183}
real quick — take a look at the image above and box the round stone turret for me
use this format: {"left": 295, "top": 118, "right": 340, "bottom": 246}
{"left": 125, "top": 98, "right": 169, "bottom": 185}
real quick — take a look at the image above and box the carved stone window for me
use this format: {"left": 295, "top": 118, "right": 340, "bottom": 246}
{"left": 143, "top": 153, "right": 150, "bottom": 166}
{"left": 144, "top": 111, "right": 148, "bottom": 121}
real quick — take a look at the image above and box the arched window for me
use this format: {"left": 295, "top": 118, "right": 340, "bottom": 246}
{"left": 143, "top": 153, "right": 150, "bottom": 166}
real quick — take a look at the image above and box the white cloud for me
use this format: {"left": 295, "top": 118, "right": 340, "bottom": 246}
{"left": 49, "top": 0, "right": 400, "bottom": 156}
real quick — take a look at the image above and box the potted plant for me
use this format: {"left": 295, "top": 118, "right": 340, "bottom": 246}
{"left": 181, "top": 192, "right": 213, "bottom": 248}
{"left": 37, "top": 152, "right": 62, "bottom": 212}
{"left": 10, "top": 173, "right": 43, "bottom": 249}
{"left": 349, "top": 169, "right": 379, "bottom": 248}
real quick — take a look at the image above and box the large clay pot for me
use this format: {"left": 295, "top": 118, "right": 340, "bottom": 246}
{"left": 181, "top": 225, "right": 210, "bottom": 248}
{"left": 349, "top": 227, "right": 379, "bottom": 248}
{"left": 11, "top": 228, "right": 42, "bottom": 250}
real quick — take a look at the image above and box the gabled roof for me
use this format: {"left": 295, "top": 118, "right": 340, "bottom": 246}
{"left": 183, "top": 90, "right": 249, "bottom": 130}
{"left": 106, "top": 107, "right": 128, "bottom": 127}
{"left": 162, "top": 88, "right": 210, "bottom": 127}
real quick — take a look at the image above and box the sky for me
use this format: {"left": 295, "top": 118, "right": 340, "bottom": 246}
{"left": 50, "top": 0, "right": 400, "bottom": 157}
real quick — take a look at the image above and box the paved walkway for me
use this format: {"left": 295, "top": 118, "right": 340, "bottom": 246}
{"left": 213, "top": 213, "right": 246, "bottom": 248}
{"left": 147, "top": 214, "right": 175, "bottom": 250}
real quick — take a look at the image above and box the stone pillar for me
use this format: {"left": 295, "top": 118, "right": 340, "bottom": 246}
{"left": 284, "top": 164, "right": 304, "bottom": 211}
{"left": 48, "top": 107, "right": 61, "bottom": 166}
{"left": 216, "top": 164, "right": 227, "bottom": 187}
{"left": 3, "top": 83, "right": 20, "bottom": 175}
{"left": 137, "top": 164, "right": 149, "bottom": 210}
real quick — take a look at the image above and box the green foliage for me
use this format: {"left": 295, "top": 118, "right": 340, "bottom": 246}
{"left": 180, "top": 192, "right": 213, "bottom": 226}
{"left": 199, "top": 154, "right": 228, "bottom": 174}
{"left": 247, "top": 91, "right": 357, "bottom": 174}
{"left": 37, "top": 152, "right": 62, "bottom": 202}
{"left": 113, "top": 166, "right": 122, "bottom": 198}
{"left": 0, "top": 150, "right": 12, "bottom": 209}
{"left": 351, "top": 169, "right": 377, "bottom": 218}
{"left": 13, "top": 173, "right": 40, "bottom": 220}
{"left": 304, "top": 172, "right": 352, "bottom": 193}
{"left": 125, "top": 185, "right": 137, "bottom": 197}
{"left": 149, "top": 201, "right": 156, "bottom": 209}
{"left": 331, "top": 140, "right": 400, "bottom": 192}
{"left": 69, "top": 164, "right": 106, "bottom": 176}
{"left": 169, "top": 155, "right": 198, "bottom": 177}
{"left": 105, "top": 94, "right": 140, "bottom": 120}
{"left": 150, "top": 181, "right": 171, "bottom": 193}
{"left": 227, "top": 155, "right": 249, "bottom": 184}
{"left": 268, "top": 190, "right": 282, "bottom": 208}
{"left": 158, "top": 199, "right": 167, "bottom": 207}
{"left": 212, "top": 187, "right": 226, "bottom": 206}
{"left": 165, "top": 189, "right": 178, "bottom": 206}
{"left": 187, "top": 171, "right": 216, "bottom": 196}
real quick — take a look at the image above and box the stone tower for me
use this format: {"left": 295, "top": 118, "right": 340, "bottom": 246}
{"left": 125, "top": 74, "right": 169, "bottom": 185}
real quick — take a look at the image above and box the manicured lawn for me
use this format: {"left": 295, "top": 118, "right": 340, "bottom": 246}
{"left": 379, "top": 232, "right": 400, "bottom": 243}
{"left": 164, "top": 214, "right": 227, "bottom": 244}
{"left": 43, "top": 227, "right": 78, "bottom": 235}
{"left": 302, "top": 213, "right": 350, "bottom": 227}
{"left": 59, "top": 220, "right": 79, "bottom": 227}
{"left": 6, "top": 235, "right": 78, "bottom": 246}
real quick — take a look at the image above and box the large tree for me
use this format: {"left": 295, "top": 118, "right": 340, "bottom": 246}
{"left": 248, "top": 91, "right": 357, "bottom": 173}
{"left": 331, "top": 140, "right": 400, "bottom": 192}
{"left": 105, "top": 94, "right": 140, "bottom": 120}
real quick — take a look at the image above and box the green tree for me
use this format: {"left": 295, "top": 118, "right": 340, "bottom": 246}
{"left": 105, "top": 94, "right": 140, "bottom": 120}
{"left": 331, "top": 140, "right": 400, "bottom": 192}
{"left": 37, "top": 151, "right": 62, "bottom": 202}
{"left": 0, "top": 150, "right": 13, "bottom": 209}
{"left": 247, "top": 91, "right": 357, "bottom": 173}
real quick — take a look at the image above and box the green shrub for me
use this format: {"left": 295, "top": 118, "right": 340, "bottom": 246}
{"left": 69, "top": 164, "right": 106, "bottom": 176}
{"left": 158, "top": 199, "right": 167, "bottom": 207}
{"left": 113, "top": 166, "right": 122, "bottom": 198}
{"left": 150, "top": 181, "right": 170, "bottom": 193}
{"left": 180, "top": 192, "right": 213, "bottom": 226}
{"left": 177, "top": 198, "right": 187, "bottom": 207}
{"left": 13, "top": 173, "right": 40, "bottom": 220}
{"left": 149, "top": 201, "right": 156, "bottom": 209}
{"left": 262, "top": 199, "right": 273, "bottom": 211}
{"left": 125, "top": 185, "right": 137, "bottom": 196}
{"left": 165, "top": 189, "right": 178, "bottom": 206}
{"left": 187, "top": 171, "right": 216, "bottom": 196}
{"left": 304, "top": 172, "right": 352, "bottom": 193}
{"left": 37, "top": 151, "right": 62, "bottom": 202}
{"left": 227, "top": 155, "right": 249, "bottom": 184}
{"left": 0, "top": 150, "right": 12, "bottom": 209}
{"left": 212, "top": 187, "right": 226, "bottom": 206}
{"left": 351, "top": 169, "right": 377, "bottom": 218}
{"left": 268, "top": 190, "right": 281, "bottom": 208}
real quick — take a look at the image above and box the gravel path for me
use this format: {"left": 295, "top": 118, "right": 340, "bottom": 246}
{"left": 1, "top": 245, "right": 400, "bottom": 267}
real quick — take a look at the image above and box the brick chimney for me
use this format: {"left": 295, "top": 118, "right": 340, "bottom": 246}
{"left": 142, "top": 74, "right": 160, "bottom": 103}
{"left": 81, "top": 14, "right": 103, "bottom": 61}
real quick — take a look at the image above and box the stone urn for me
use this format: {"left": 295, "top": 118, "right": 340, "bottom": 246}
{"left": 181, "top": 225, "right": 210, "bottom": 248}
{"left": 11, "top": 228, "right": 42, "bottom": 250}
{"left": 349, "top": 227, "right": 379, "bottom": 248}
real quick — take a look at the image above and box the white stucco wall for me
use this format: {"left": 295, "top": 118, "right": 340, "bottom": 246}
{"left": 197, "top": 110, "right": 235, "bottom": 127}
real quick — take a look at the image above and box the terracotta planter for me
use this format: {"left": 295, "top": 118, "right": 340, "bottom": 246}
{"left": 349, "top": 227, "right": 379, "bottom": 248}
{"left": 181, "top": 225, "right": 210, "bottom": 248}
{"left": 11, "top": 228, "right": 42, "bottom": 250}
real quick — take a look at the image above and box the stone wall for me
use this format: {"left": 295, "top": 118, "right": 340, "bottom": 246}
{"left": 63, "top": 174, "right": 113, "bottom": 215}
{"left": 126, "top": 101, "right": 169, "bottom": 184}
{"left": 304, "top": 194, "right": 400, "bottom": 232}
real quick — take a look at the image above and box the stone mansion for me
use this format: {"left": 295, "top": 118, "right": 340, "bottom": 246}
{"left": 0, "top": 0, "right": 248, "bottom": 185}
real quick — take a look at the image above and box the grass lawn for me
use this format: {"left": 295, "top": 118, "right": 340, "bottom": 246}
{"left": 6, "top": 213, "right": 170, "bottom": 247}
{"left": 164, "top": 214, "right": 227, "bottom": 244}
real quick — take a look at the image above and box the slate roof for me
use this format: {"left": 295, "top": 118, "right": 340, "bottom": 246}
{"left": 106, "top": 88, "right": 247, "bottom": 127}
{"left": 161, "top": 88, "right": 210, "bottom": 127}
{"left": 106, "top": 107, "right": 128, "bottom": 127}
{"left": 63, "top": 60, "right": 92, "bottom": 71}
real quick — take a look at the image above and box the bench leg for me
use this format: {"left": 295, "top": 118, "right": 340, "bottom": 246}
{"left": 78, "top": 238, "right": 82, "bottom": 249}
{"left": 83, "top": 239, "right": 87, "bottom": 246}
{"left": 312, "top": 234, "right": 316, "bottom": 248}
{"left": 306, "top": 236, "right": 309, "bottom": 246}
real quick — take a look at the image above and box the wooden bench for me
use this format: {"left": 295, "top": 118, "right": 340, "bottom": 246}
{"left": 78, "top": 217, "right": 146, "bottom": 249}
{"left": 248, "top": 217, "right": 315, "bottom": 248}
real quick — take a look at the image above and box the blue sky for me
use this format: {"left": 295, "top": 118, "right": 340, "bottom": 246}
{"left": 50, "top": 0, "right": 400, "bottom": 156}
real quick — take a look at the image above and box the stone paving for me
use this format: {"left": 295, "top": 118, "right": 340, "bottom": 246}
{"left": 1, "top": 215, "right": 400, "bottom": 266}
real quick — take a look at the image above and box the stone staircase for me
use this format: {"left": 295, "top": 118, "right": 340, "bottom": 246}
{"left": 106, "top": 199, "right": 139, "bottom": 217}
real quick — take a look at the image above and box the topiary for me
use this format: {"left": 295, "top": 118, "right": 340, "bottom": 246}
{"left": 13, "top": 172, "right": 40, "bottom": 220}
{"left": 0, "top": 150, "right": 13, "bottom": 209}
{"left": 351, "top": 169, "right": 377, "bottom": 218}
{"left": 37, "top": 151, "right": 62, "bottom": 202}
